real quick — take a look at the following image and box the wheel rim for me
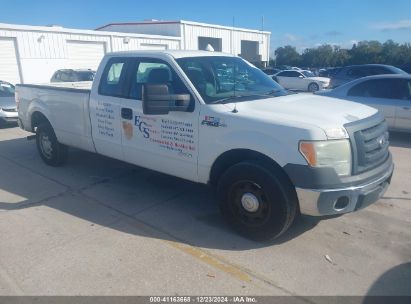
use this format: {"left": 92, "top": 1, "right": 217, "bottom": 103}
{"left": 39, "top": 133, "right": 53, "bottom": 159}
{"left": 229, "top": 180, "right": 270, "bottom": 226}
{"left": 241, "top": 193, "right": 260, "bottom": 212}
{"left": 309, "top": 83, "right": 319, "bottom": 92}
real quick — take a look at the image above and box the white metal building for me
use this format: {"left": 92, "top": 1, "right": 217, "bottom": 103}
{"left": 0, "top": 21, "right": 270, "bottom": 85}
{"left": 0, "top": 23, "right": 180, "bottom": 84}
{"left": 97, "top": 20, "right": 271, "bottom": 66}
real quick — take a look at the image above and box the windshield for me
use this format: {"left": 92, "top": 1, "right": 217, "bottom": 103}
{"left": 0, "top": 82, "right": 15, "bottom": 97}
{"left": 176, "top": 56, "right": 288, "bottom": 104}
{"left": 301, "top": 71, "right": 315, "bottom": 77}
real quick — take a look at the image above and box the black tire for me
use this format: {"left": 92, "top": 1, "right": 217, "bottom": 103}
{"left": 217, "top": 160, "right": 298, "bottom": 242}
{"left": 308, "top": 82, "right": 320, "bottom": 92}
{"left": 36, "top": 122, "right": 68, "bottom": 166}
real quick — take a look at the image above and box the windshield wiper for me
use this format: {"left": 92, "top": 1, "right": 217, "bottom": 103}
{"left": 210, "top": 95, "right": 250, "bottom": 104}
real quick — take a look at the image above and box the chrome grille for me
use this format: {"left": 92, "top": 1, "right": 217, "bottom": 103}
{"left": 353, "top": 120, "right": 389, "bottom": 173}
{"left": 344, "top": 113, "right": 390, "bottom": 175}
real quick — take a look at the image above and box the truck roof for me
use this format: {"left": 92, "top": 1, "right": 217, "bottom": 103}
{"left": 107, "top": 50, "right": 236, "bottom": 59}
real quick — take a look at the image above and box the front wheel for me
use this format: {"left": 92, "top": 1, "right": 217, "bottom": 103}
{"left": 217, "top": 160, "right": 298, "bottom": 241}
{"left": 308, "top": 82, "right": 320, "bottom": 92}
{"left": 36, "top": 122, "right": 68, "bottom": 166}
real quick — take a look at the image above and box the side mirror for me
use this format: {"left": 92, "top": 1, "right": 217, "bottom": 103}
{"left": 298, "top": 75, "right": 304, "bottom": 78}
{"left": 142, "top": 84, "right": 191, "bottom": 115}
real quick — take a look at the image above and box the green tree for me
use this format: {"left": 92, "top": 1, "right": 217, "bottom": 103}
{"left": 274, "top": 45, "right": 301, "bottom": 66}
{"left": 271, "top": 40, "right": 411, "bottom": 68}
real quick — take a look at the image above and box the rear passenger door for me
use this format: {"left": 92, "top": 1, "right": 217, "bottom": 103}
{"left": 89, "top": 57, "right": 131, "bottom": 160}
{"left": 276, "top": 71, "right": 299, "bottom": 89}
{"left": 120, "top": 57, "right": 199, "bottom": 181}
{"left": 347, "top": 79, "right": 406, "bottom": 129}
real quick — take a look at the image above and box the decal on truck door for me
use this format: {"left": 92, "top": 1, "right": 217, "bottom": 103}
{"left": 122, "top": 121, "right": 133, "bottom": 139}
{"left": 95, "top": 101, "right": 115, "bottom": 138}
{"left": 129, "top": 115, "right": 195, "bottom": 158}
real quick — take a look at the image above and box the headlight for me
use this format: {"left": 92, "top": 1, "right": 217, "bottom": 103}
{"left": 299, "top": 139, "right": 352, "bottom": 176}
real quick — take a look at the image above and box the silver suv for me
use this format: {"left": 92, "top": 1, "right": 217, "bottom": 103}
{"left": 50, "top": 69, "right": 95, "bottom": 82}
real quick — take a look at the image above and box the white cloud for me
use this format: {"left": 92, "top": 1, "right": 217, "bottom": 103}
{"left": 372, "top": 20, "right": 411, "bottom": 31}
{"left": 284, "top": 33, "right": 298, "bottom": 42}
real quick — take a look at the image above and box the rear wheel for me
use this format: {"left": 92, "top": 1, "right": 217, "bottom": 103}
{"left": 36, "top": 122, "right": 68, "bottom": 166}
{"left": 217, "top": 160, "right": 297, "bottom": 241}
{"left": 308, "top": 82, "right": 320, "bottom": 92}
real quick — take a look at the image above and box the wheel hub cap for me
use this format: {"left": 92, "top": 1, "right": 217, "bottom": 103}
{"left": 241, "top": 193, "right": 260, "bottom": 212}
{"left": 41, "top": 135, "right": 53, "bottom": 158}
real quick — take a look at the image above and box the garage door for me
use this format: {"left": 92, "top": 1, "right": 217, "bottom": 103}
{"left": 140, "top": 43, "right": 168, "bottom": 50}
{"left": 0, "top": 38, "right": 21, "bottom": 84}
{"left": 67, "top": 41, "right": 106, "bottom": 70}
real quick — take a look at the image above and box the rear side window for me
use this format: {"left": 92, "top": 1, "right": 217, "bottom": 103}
{"left": 60, "top": 72, "right": 72, "bottom": 82}
{"left": 99, "top": 58, "right": 129, "bottom": 97}
{"left": 52, "top": 72, "right": 61, "bottom": 81}
{"left": 348, "top": 79, "right": 410, "bottom": 100}
{"left": 278, "top": 71, "right": 299, "bottom": 77}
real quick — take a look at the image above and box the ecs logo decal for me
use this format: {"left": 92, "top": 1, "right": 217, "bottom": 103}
{"left": 201, "top": 116, "right": 227, "bottom": 128}
{"left": 134, "top": 116, "right": 151, "bottom": 138}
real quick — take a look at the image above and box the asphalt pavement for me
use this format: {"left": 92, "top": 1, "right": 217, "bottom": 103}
{"left": 0, "top": 125, "right": 410, "bottom": 296}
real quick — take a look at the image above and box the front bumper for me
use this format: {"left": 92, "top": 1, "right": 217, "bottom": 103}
{"left": 0, "top": 109, "right": 18, "bottom": 123}
{"left": 296, "top": 162, "right": 394, "bottom": 216}
{"left": 0, "top": 116, "right": 18, "bottom": 123}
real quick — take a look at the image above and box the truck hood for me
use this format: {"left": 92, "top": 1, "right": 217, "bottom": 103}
{"left": 0, "top": 96, "right": 16, "bottom": 109}
{"left": 232, "top": 93, "right": 378, "bottom": 132}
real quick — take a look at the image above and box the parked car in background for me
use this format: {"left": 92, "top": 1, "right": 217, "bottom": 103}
{"left": 262, "top": 67, "right": 282, "bottom": 76}
{"left": 329, "top": 64, "right": 407, "bottom": 88}
{"left": 319, "top": 67, "right": 342, "bottom": 78}
{"left": 274, "top": 70, "right": 330, "bottom": 92}
{"left": 316, "top": 74, "right": 411, "bottom": 132}
{"left": 0, "top": 81, "right": 18, "bottom": 125}
{"left": 50, "top": 69, "right": 96, "bottom": 82}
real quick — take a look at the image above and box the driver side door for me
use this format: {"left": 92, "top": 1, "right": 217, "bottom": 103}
{"left": 120, "top": 57, "right": 199, "bottom": 181}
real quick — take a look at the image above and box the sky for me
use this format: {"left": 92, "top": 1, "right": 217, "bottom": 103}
{"left": 1, "top": 0, "right": 411, "bottom": 54}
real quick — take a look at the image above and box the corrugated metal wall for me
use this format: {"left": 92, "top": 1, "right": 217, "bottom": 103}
{"left": 183, "top": 23, "right": 270, "bottom": 62}
{"left": 0, "top": 25, "right": 181, "bottom": 84}
{"left": 99, "top": 22, "right": 271, "bottom": 63}
{"left": 101, "top": 23, "right": 181, "bottom": 37}
{"left": 0, "top": 22, "right": 270, "bottom": 84}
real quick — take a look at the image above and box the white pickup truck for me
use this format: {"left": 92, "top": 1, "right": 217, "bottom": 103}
{"left": 17, "top": 51, "right": 394, "bottom": 241}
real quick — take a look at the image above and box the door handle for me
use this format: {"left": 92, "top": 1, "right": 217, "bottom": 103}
{"left": 121, "top": 108, "right": 133, "bottom": 120}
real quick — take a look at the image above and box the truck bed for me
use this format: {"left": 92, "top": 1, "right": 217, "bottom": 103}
{"left": 17, "top": 81, "right": 95, "bottom": 153}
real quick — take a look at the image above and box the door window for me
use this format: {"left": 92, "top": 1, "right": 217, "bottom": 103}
{"left": 128, "top": 59, "right": 190, "bottom": 101}
{"left": 348, "top": 79, "right": 410, "bottom": 100}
